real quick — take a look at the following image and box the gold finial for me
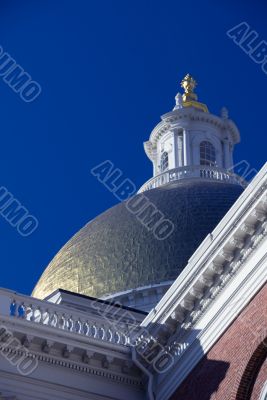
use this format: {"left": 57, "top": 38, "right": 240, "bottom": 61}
{"left": 179, "top": 73, "right": 208, "bottom": 113}
{"left": 181, "top": 74, "right": 198, "bottom": 102}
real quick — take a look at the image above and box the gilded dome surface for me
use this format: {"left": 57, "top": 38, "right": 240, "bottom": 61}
{"left": 32, "top": 180, "right": 243, "bottom": 300}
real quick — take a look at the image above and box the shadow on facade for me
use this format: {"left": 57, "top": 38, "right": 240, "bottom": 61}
{"left": 166, "top": 327, "right": 229, "bottom": 400}
{"left": 134, "top": 325, "right": 229, "bottom": 400}
{"left": 171, "top": 356, "right": 230, "bottom": 400}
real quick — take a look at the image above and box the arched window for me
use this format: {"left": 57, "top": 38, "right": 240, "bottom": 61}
{"left": 160, "top": 151, "right": 169, "bottom": 172}
{"left": 200, "top": 141, "right": 216, "bottom": 166}
{"left": 236, "top": 340, "right": 267, "bottom": 400}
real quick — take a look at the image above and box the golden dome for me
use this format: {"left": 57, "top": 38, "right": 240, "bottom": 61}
{"left": 32, "top": 180, "right": 243, "bottom": 300}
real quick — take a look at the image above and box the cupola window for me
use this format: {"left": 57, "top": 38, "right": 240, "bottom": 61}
{"left": 200, "top": 141, "right": 216, "bottom": 166}
{"left": 160, "top": 151, "right": 169, "bottom": 172}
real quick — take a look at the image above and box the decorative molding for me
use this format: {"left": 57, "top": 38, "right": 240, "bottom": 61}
{"left": 0, "top": 340, "right": 143, "bottom": 387}
{"left": 0, "top": 287, "right": 145, "bottom": 391}
{"left": 148, "top": 108, "right": 240, "bottom": 148}
{"left": 139, "top": 162, "right": 267, "bottom": 399}
{"left": 153, "top": 237, "right": 267, "bottom": 400}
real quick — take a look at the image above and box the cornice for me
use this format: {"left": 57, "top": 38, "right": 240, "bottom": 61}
{"left": 138, "top": 163, "right": 267, "bottom": 399}
{"left": 168, "top": 218, "right": 267, "bottom": 337}
{"left": 0, "top": 293, "right": 144, "bottom": 389}
{"left": 157, "top": 250, "right": 267, "bottom": 400}
{"left": 147, "top": 109, "right": 240, "bottom": 148}
{"left": 0, "top": 334, "right": 142, "bottom": 388}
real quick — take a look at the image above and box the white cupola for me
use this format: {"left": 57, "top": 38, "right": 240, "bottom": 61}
{"left": 139, "top": 74, "right": 245, "bottom": 192}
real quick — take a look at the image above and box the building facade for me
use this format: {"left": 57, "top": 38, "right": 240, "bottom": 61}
{"left": 0, "top": 75, "right": 266, "bottom": 399}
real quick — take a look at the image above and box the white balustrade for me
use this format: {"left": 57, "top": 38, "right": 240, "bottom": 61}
{"left": 0, "top": 290, "right": 135, "bottom": 347}
{"left": 138, "top": 166, "right": 247, "bottom": 193}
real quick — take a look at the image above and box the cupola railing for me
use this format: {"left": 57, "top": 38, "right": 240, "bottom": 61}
{"left": 138, "top": 165, "right": 247, "bottom": 193}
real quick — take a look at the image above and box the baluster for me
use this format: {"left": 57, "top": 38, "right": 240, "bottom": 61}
{"left": 114, "top": 330, "right": 121, "bottom": 344}
{"left": 46, "top": 309, "right": 52, "bottom": 325}
{"left": 67, "top": 316, "right": 74, "bottom": 332}
{"left": 57, "top": 313, "right": 62, "bottom": 328}
{"left": 34, "top": 306, "right": 42, "bottom": 323}
{"left": 10, "top": 300, "right": 16, "bottom": 317}
{"left": 58, "top": 313, "right": 66, "bottom": 330}
{"left": 99, "top": 325, "right": 106, "bottom": 341}
{"left": 24, "top": 304, "right": 31, "bottom": 321}
{"left": 82, "top": 321, "right": 89, "bottom": 336}
{"left": 40, "top": 308, "right": 49, "bottom": 325}
{"left": 124, "top": 325, "right": 131, "bottom": 345}
{"left": 121, "top": 333, "right": 127, "bottom": 346}
{"left": 120, "top": 324, "right": 128, "bottom": 346}
{"left": 48, "top": 310, "right": 56, "bottom": 327}
{"left": 30, "top": 305, "right": 37, "bottom": 322}
{"left": 106, "top": 327, "right": 113, "bottom": 342}
{"left": 18, "top": 302, "right": 26, "bottom": 319}
{"left": 8, "top": 297, "right": 135, "bottom": 345}
{"left": 74, "top": 318, "right": 82, "bottom": 334}
{"left": 54, "top": 312, "right": 60, "bottom": 327}
{"left": 50, "top": 311, "right": 56, "bottom": 327}
{"left": 91, "top": 323, "right": 98, "bottom": 338}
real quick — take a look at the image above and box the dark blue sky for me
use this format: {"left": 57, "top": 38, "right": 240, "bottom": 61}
{"left": 0, "top": 0, "right": 266, "bottom": 295}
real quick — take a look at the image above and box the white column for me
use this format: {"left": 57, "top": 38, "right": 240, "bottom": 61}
{"left": 153, "top": 160, "right": 157, "bottom": 176}
{"left": 171, "top": 130, "right": 178, "bottom": 169}
{"left": 177, "top": 133, "right": 183, "bottom": 167}
{"left": 183, "top": 129, "right": 191, "bottom": 166}
{"left": 223, "top": 140, "right": 231, "bottom": 169}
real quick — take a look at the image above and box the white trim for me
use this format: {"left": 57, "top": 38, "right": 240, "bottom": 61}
{"left": 260, "top": 381, "right": 267, "bottom": 400}
{"left": 140, "top": 162, "right": 267, "bottom": 399}
{"left": 157, "top": 243, "right": 267, "bottom": 399}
